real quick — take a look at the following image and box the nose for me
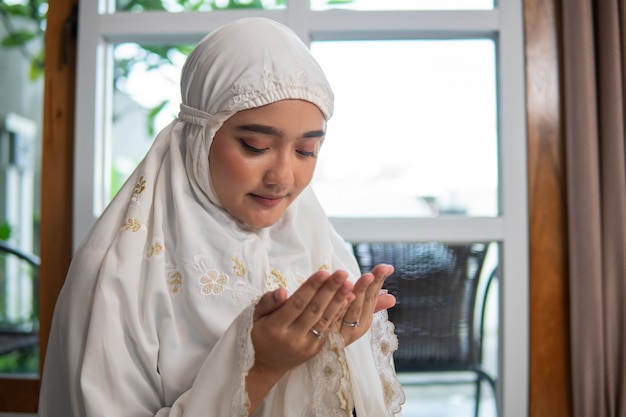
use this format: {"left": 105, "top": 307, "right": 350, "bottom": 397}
{"left": 264, "top": 152, "right": 295, "bottom": 186}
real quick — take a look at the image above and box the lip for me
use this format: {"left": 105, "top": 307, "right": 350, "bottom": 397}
{"left": 249, "top": 193, "right": 285, "bottom": 208}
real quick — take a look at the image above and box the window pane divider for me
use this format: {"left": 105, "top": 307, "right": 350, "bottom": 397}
{"left": 330, "top": 216, "right": 504, "bottom": 242}
{"left": 94, "top": 10, "right": 499, "bottom": 43}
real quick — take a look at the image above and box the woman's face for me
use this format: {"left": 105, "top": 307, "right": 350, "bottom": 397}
{"left": 209, "top": 99, "right": 326, "bottom": 228}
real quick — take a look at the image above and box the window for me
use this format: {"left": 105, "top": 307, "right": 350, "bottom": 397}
{"left": 310, "top": 39, "right": 498, "bottom": 218}
{"left": 74, "top": 1, "right": 528, "bottom": 415}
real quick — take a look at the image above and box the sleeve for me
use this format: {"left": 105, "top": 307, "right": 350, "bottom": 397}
{"left": 156, "top": 305, "right": 256, "bottom": 417}
{"left": 39, "top": 250, "right": 257, "bottom": 417}
{"left": 79, "top": 287, "right": 257, "bottom": 417}
{"left": 370, "top": 310, "right": 406, "bottom": 416}
{"left": 326, "top": 225, "right": 406, "bottom": 417}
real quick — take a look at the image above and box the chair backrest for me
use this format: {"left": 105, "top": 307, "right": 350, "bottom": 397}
{"left": 352, "top": 242, "right": 489, "bottom": 373}
{"left": 0, "top": 240, "right": 40, "bottom": 333}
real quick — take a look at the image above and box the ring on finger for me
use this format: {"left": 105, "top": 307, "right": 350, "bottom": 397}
{"left": 310, "top": 328, "right": 325, "bottom": 339}
{"left": 342, "top": 320, "right": 360, "bottom": 328}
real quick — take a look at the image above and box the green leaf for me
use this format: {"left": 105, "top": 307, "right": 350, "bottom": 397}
{"left": 120, "top": 0, "right": 167, "bottom": 11}
{"left": 141, "top": 45, "right": 176, "bottom": 64}
{"left": 210, "top": 0, "right": 263, "bottom": 9}
{"left": 328, "top": 0, "right": 354, "bottom": 4}
{"left": 147, "top": 100, "right": 168, "bottom": 137}
{"left": 0, "top": 3, "right": 32, "bottom": 18}
{"left": 174, "top": 44, "right": 195, "bottom": 56}
{"left": 1, "top": 30, "right": 36, "bottom": 47}
{"left": 0, "top": 222, "right": 12, "bottom": 241}
{"left": 142, "top": 0, "right": 168, "bottom": 10}
{"left": 29, "top": 49, "right": 45, "bottom": 80}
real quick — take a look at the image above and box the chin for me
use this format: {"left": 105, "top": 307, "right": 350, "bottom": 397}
{"left": 236, "top": 215, "right": 281, "bottom": 230}
{"left": 249, "top": 219, "right": 280, "bottom": 229}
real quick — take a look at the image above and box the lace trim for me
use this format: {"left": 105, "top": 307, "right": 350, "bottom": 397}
{"left": 303, "top": 327, "right": 353, "bottom": 417}
{"left": 370, "top": 311, "right": 406, "bottom": 415}
{"left": 232, "top": 305, "right": 256, "bottom": 417}
{"left": 226, "top": 70, "right": 333, "bottom": 119}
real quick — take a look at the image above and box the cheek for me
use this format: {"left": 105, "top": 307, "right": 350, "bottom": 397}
{"left": 211, "top": 149, "right": 258, "bottom": 192}
{"left": 210, "top": 146, "right": 237, "bottom": 194}
{"left": 295, "top": 160, "right": 317, "bottom": 187}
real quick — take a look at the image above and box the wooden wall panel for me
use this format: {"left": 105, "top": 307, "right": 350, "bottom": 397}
{"left": 524, "top": 0, "right": 572, "bottom": 416}
{"left": 37, "top": 0, "right": 78, "bottom": 406}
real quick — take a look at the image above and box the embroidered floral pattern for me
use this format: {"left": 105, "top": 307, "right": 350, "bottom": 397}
{"left": 129, "top": 175, "right": 147, "bottom": 210}
{"left": 192, "top": 255, "right": 259, "bottom": 301}
{"left": 123, "top": 218, "right": 141, "bottom": 232}
{"left": 266, "top": 268, "right": 287, "bottom": 290}
{"left": 305, "top": 329, "right": 353, "bottom": 417}
{"left": 190, "top": 255, "right": 321, "bottom": 301}
{"left": 226, "top": 70, "right": 332, "bottom": 116}
{"left": 134, "top": 176, "right": 146, "bottom": 196}
{"left": 318, "top": 263, "right": 330, "bottom": 272}
{"left": 167, "top": 271, "right": 182, "bottom": 295}
{"left": 146, "top": 241, "right": 163, "bottom": 258}
{"left": 199, "top": 270, "right": 228, "bottom": 295}
{"left": 232, "top": 257, "right": 247, "bottom": 277}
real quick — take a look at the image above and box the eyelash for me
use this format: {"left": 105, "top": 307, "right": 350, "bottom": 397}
{"left": 240, "top": 139, "right": 267, "bottom": 154}
{"left": 239, "top": 139, "right": 317, "bottom": 158}
{"left": 297, "top": 150, "right": 317, "bottom": 158}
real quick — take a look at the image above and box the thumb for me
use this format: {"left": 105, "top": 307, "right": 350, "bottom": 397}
{"left": 254, "top": 287, "right": 288, "bottom": 320}
{"left": 375, "top": 292, "right": 396, "bottom": 312}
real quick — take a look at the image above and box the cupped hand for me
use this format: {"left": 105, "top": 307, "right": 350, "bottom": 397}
{"left": 250, "top": 270, "right": 355, "bottom": 378}
{"left": 338, "top": 263, "right": 395, "bottom": 346}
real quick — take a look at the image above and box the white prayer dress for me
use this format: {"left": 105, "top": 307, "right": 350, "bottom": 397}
{"left": 38, "top": 17, "right": 405, "bottom": 417}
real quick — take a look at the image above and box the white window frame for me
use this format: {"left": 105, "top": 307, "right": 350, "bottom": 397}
{"left": 73, "top": 2, "right": 528, "bottom": 416}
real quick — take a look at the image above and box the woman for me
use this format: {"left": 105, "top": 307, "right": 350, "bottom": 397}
{"left": 38, "top": 17, "right": 405, "bottom": 417}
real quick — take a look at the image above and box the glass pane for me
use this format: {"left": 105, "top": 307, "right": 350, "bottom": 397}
{"left": 351, "top": 240, "right": 499, "bottom": 416}
{"left": 0, "top": 0, "right": 45, "bottom": 376}
{"left": 113, "top": 0, "right": 285, "bottom": 13}
{"left": 311, "top": 0, "right": 494, "bottom": 11}
{"left": 109, "top": 40, "right": 499, "bottom": 218}
{"left": 110, "top": 43, "right": 188, "bottom": 198}
{"left": 310, "top": 40, "right": 498, "bottom": 217}
{"left": 0, "top": 243, "right": 39, "bottom": 375}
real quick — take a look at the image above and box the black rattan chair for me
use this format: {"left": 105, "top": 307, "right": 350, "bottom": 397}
{"left": 0, "top": 240, "right": 39, "bottom": 357}
{"left": 352, "top": 242, "right": 497, "bottom": 417}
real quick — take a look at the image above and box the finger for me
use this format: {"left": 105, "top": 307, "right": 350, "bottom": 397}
{"left": 336, "top": 273, "right": 372, "bottom": 330}
{"left": 311, "top": 279, "right": 354, "bottom": 331}
{"left": 371, "top": 263, "right": 394, "bottom": 278}
{"left": 366, "top": 264, "right": 394, "bottom": 300}
{"left": 342, "top": 265, "right": 393, "bottom": 326}
{"left": 267, "top": 270, "right": 330, "bottom": 327}
{"left": 362, "top": 264, "right": 394, "bottom": 312}
{"left": 290, "top": 270, "right": 351, "bottom": 332}
{"left": 375, "top": 292, "right": 396, "bottom": 312}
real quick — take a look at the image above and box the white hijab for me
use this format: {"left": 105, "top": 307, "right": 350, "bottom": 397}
{"left": 39, "top": 17, "right": 404, "bottom": 417}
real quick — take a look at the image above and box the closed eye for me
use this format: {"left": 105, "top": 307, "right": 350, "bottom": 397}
{"left": 239, "top": 139, "right": 268, "bottom": 154}
{"left": 296, "top": 149, "right": 317, "bottom": 158}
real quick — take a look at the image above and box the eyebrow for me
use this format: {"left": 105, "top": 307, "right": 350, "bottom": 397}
{"left": 237, "top": 124, "right": 325, "bottom": 139}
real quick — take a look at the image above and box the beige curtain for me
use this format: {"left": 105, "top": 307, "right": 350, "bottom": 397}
{"left": 562, "top": 1, "right": 626, "bottom": 416}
